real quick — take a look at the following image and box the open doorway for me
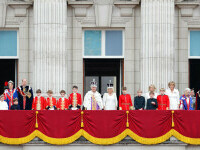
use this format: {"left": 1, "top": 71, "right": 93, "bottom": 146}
{"left": 83, "top": 59, "right": 123, "bottom": 98}
{"left": 189, "top": 59, "right": 200, "bottom": 92}
{"left": 0, "top": 59, "right": 17, "bottom": 94}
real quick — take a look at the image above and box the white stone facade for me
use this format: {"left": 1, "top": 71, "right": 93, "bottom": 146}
{"left": 0, "top": 0, "right": 200, "bottom": 98}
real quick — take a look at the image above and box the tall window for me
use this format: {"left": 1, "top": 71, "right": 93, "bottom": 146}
{"left": 190, "top": 30, "right": 200, "bottom": 58}
{"left": 0, "top": 31, "right": 18, "bottom": 58}
{"left": 83, "top": 30, "right": 124, "bottom": 58}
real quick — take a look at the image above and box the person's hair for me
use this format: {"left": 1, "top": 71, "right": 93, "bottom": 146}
{"left": 137, "top": 89, "right": 142, "bottom": 93}
{"left": 122, "top": 87, "right": 127, "bottom": 91}
{"left": 8, "top": 81, "right": 14, "bottom": 85}
{"left": 47, "top": 90, "right": 53, "bottom": 94}
{"left": 148, "top": 84, "right": 156, "bottom": 91}
{"left": 72, "top": 86, "right": 78, "bottom": 89}
{"left": 22, "top": 79, "right": 27, "bottom": 82}
{"left": 36, "top": 89, "right": 42, "bottom": 93}
{"left": 168, "top": 81, "right": 175, "bottom": 88}
{"left": 60, "top": 90, "right": 66, "bottom": 94}
{"left": 13, "top": 98, "right": 18, "bottom": 102}
{"left": 184, "top": 88, "right": 191, "bottom": 94}
{"left": 149, "top": 91, "right": 154, "bottom": 95}
{"left": 160, "top": 88, "right": 165, "bottom": 91}
{"left": 107, "top": 88, "right": 114, "bottom": 92}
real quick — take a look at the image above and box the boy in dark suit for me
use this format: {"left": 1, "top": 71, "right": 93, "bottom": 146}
{"left": 10, "top": 98, "right": 20, "bottom": 110}
{"left": 146, "top": 91, "right": 158, "bottom": 110}
{"left": 134, "top": 89, "right": 145, "bottom": 110}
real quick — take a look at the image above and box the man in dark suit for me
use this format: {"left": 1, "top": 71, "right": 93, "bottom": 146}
{"left": 17, "top": 79, "right": 33, "bottom": 110}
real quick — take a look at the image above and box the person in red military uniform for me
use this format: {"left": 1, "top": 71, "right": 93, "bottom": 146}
{"left": 119, "top": 87, "right": 133, "bottom": 110}
{"left": 46, "top": 90, "right": 57, "bottom": 110}
{"left": 57, "top": 90, "right": 69, "bottom": 110}
{"left": 157, "top": 88, "right": 170, "bottom": 110}
{"left": 32, "top": 89, "right": 46, "bottom": 110}
{"left": 68, "top": 86, "right": 82, "bottom": 110}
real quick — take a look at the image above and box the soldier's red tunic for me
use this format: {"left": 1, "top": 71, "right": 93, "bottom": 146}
{"left": 32, "top": 96, "right": 46, "bottom": 110}
{"left": 57, "top": 98, "right": 69, "bottom": 110}
{"left": 68, "top": 93, "right": 82, "bottom": 110}
{"left": 46, "top": 97, "right": 57, "bottom": 110}
{"left": 157, "top": 95, "right": 170, "bottom": 110}
{"left": 119, "top": 94, "right": 133, "bottom": 110}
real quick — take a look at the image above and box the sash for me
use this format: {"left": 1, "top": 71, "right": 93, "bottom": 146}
{"left": 17, "top": 87, "right": 28, "bottom": 110}
{"left": 91, "top": 95, "right": 100, "bottom": 110}
{"left": 181, "top": 95, "right": 191, "bottom": 110}
{"left": 5, "top": 89, "right": 15, "bottom": 107}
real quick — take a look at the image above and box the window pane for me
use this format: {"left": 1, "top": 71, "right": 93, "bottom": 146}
{"left": 84, "top": 30, "right": 101, "bottom": 56}
{"left": 105, "top": 30, "right": 122, "bottom": 56}
{"left": 0, "top": 31, "right": 17, "bottom": 56}
{"left": 190, "top": 31, "right": 200, "bottom": 56}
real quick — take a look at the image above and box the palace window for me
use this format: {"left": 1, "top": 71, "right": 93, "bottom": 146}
{"left": 83, "top": 30, "right": 124, "bottom": 58}
{"left": 0, "top": 31, "right": 18, "bottom": 58}
{"left": 190, "top": 30, "right": 200, "bottom": 58}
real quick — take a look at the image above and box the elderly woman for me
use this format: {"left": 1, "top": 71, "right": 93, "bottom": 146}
{"left": 165, "top": 81, "right": 180, "bottom": 110}
{"left": 144, "top": 84, "right": 158, "bottom": 109}
{"left": 180, "top": 88, "right": 193, "bottom": 110}
{"left": 103, "top": 81, "right": 118, "bottom": 110}
{"left": 4, "top": 80, "right": 18, "bottom": 109}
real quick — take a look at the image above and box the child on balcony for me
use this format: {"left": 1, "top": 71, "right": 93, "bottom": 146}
{"left": 46, "top": 90, "right": 57, "bottom": 110}
{"left": 57, "top": 90, "right": 69, "bottom": 110}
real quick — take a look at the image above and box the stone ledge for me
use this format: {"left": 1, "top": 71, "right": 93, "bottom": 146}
{"left": 68, "top": 0, "right": 93, "bottom": 17}
{"left": 7, "top": 136, "right": 185, "bottom": 145}
{"left": 175, "top": 0, "right": 199, "bottom": 17}
{"left": 114, "top": 0, "right": 140, "bottom": 17}
{"left": 8, "top": 0, "right": 33, "bottom": 17}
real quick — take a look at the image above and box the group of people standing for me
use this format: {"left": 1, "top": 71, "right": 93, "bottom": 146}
{"left": 0, "top": 79, "right": 199, "bottom": 111}
{"left": 84, "top": 80, "right": 198, "bottom": 111}
{"left": 1, "top": 79, "right": 81, "bottom": 110}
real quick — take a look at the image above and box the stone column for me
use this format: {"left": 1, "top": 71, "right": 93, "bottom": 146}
{"left": 34, "top": 0, "right": 67, "bottom": 95}
{"left": 141, "top": 0, "right": 174, "bottom": 93}
{"left": 0, "top": 0, "right": 7, "bottom": 27}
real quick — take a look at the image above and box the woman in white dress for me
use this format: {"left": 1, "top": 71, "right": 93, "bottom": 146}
{"left": 144, "top": 84, "right": 158, "bottom": 109}
{"left": 103, "top": 81, "right": 118, "bottom": 110}
{"left": 165, "top": 81, "right": 180, "bottom": 110}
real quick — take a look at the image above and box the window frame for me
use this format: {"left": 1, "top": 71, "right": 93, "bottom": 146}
{"left": 189, "top": 29, "right": 200, "bottom": 59}
{"left": 83, "top": 29, "right": 124, "bottom": 58}
{"left": 0, "top": 29, "right": 19, "bottom": 59}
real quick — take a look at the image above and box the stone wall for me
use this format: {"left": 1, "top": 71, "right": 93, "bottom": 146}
{"left": 1, "top": 0, "right": 200, "bottom": 97}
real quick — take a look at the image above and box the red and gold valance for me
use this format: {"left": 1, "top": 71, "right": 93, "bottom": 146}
{"left": 0, "top": 110, "right": 200, "bottom": 145}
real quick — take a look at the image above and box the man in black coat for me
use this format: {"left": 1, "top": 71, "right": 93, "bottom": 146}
{"left": 146, "top": 91, "right": 158, "bottom": 110}
{"left": 134, "top": 90, "right": 145, "bottom": 110}
{"left": 17, "top": 79, "right": 33, "bottom": 110}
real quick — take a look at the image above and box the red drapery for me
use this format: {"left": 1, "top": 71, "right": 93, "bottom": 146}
{"left": 83, "top": 110, "right": 127, "bottom": 138}
{"left": 129, "top": 110, "right": 172, "bottom": 138}
{"left": 0, "top": 110, "right": 200, "bottom": 145}
{"left": 173, "top": 110, "right": 200, "bottom": 138}
{"left": 37, "top": 110, "right": 81, "bottom": 138}
{"left": 0, "top": 110, "right": 35, "bottom": 138}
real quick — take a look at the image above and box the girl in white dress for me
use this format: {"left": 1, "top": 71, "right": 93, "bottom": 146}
{"left": 103, "top": 81, "right": 118, "bottom": 110}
